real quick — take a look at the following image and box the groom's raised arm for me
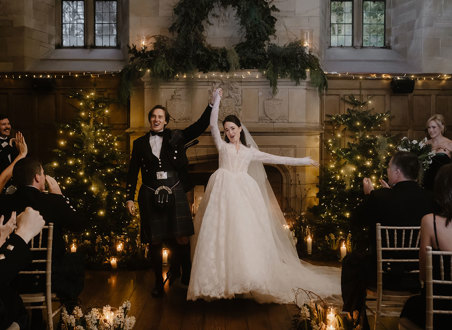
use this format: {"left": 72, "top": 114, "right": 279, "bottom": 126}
{"left": 181, "top": 104, "right": 213, "bottom": 143}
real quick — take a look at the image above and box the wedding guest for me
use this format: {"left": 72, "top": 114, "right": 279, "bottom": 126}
{"left": 0, "top": 114, "right": 18, "bottom": 174}
{"left": 1, "top": 158, "right": 85, "bottom": 312}
{"left": 126, "top": 94, "right": 214, "bottom": 297}
{"left": 400, "top": 163, "right": 452, "bottom": 330}
{"left": 422, "top": 114, "right": 452, "bottom": 191}
{"left": 342, "top": 151, "right": 434, "bottom": 329}
{"left": 0, "top": 208, "right": 45, "bottom": 330}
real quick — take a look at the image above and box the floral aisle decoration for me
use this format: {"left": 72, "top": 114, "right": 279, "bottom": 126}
{"left": 397, "top": 137, "right": 434, "bottom": 171}
{"left": 292, "top": 289, "right": 344, "bottom": 330}
{"left": 120, "top": 0, "right": 327, "bottom": 102}
{"left": 61, "top": 301, "right": 136, "bottom": 330}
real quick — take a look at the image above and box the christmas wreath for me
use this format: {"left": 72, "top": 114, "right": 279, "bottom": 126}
{"left": 120, "top": 0, "right": 327, "bottom": 102}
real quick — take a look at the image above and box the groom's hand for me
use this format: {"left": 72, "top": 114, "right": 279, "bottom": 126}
{"left": 126, "top": 200, "right": 136, "bottom": 216}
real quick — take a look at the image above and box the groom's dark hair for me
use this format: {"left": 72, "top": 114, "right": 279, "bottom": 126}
{"left": 223, "top": 115, "right": 247, "bottom": 146}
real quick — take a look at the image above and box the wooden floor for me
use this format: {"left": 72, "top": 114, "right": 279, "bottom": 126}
{"left": 77, "top": 269, "right": 299, "bottom": 330}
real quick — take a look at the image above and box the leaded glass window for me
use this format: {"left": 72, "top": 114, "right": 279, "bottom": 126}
{"left": 363, "top": 0, "right": 385, "bottom": 47}
{"left": 330, "top": 1, "right": 353, "bottom": 47}
{"left": 62, "top": 1, "right": 84, "bottom": 47}
{"left": 95, "top": 1, "right": 118, "bottom": 47}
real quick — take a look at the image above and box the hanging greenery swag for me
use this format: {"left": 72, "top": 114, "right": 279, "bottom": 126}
{"left": 120, "top": 0, "right": 327, "bottom": 102}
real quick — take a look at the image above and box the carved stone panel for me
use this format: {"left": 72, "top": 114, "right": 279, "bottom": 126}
{"left": 166, "top": 89, "right": 189, "bottom": 122}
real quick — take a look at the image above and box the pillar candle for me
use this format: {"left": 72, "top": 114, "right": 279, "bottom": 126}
{"left": 307, "top": 235, "right": 312, "bottom": 255}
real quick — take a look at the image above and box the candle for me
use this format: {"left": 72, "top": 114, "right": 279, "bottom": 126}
{"left": 70, "top": 243, "right": 77, "bottom": 253}
{"left": 306, "top": 235, "right": 312, "bottom": 255}
{"left": 162, "top": 248, "right": 169, "bottom": 264}
{"left": 340, "top": 242, "right": 347, "bottom": 260}
{"left": 110, "top": 257, "right": 117, "bottom": 269}
{"left": 116, "top": 242, "right": 123, "bottom": 252}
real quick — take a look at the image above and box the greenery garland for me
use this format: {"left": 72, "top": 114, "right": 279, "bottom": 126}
{"left": 120, "top": 0, "right": 327, "bottom": 102}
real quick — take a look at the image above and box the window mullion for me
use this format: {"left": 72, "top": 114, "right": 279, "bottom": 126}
{"left": 86, "top": 0, "right": 94, "bottom": 47}
{"left": 354, "top": 0, "right": 362, "bottom": 48}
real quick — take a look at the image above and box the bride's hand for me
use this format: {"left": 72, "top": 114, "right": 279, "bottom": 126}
{"left": 210, "top": 88, "right": 222, "bottom": 106}
{"left": 310, "top": 159, "right": 320, "bottom": 167}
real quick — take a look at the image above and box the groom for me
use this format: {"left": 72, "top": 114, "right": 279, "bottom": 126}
{"left": 126, "top": 93, "right": 216, "bottom": 297}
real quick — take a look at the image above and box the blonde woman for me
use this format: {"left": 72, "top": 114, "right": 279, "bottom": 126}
{"left": 423, "top": 114, "right": 452, "bottom": 191}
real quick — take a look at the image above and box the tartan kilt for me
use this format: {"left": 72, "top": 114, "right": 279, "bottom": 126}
{"left": 138, "top": 177, "right": 194, "bottom": 243}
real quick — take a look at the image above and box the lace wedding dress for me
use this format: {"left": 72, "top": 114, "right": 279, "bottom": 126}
{"left": 187, "top": 95, "right": 341, "bottom": 304}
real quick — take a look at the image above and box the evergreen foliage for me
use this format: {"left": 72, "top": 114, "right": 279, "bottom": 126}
{"left": 120, "top": 0, "right": 326, "bottom": 102}
{"left": 304, "top": 94, "right": 395, "bottom": 256}
{"left": 50, "top": 90, "right": 143, "bottom": 268}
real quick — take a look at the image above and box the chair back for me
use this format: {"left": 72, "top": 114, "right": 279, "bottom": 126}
{"left": 425, "top": 246, "right": 452, "bottom": 330}
{"left": 19, "top": 223, "right": 58, "bottom": 330}
{"left": 373, "top": 223, "right": 421, "bottom": 330}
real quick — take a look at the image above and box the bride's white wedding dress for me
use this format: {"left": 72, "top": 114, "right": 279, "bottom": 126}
{"left": 187, "top": 95, "right": 341, "bottom": 304}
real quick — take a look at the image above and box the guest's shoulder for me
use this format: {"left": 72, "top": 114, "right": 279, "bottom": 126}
{"left": 421, "top": 213, "right": 435, "bottom": 229}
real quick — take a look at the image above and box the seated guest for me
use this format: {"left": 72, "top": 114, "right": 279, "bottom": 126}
{"left": 0, "top": 208, "right": 45, "bottom": 330}
{"left": 400, "top": 163, "right": 452, "bottom": 330}
{"left": 1, "top": 157, "right": 86, "bottom": 311}
{"left": 342, "top": 151, "right": 434, "bottom": 329}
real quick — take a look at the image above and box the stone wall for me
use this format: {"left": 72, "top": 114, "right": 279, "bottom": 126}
{"left": 0, "top": 0, "right": 55, "bottom": 71}
{"left": 129, "top": 0, "right": 322, "bottom": 54}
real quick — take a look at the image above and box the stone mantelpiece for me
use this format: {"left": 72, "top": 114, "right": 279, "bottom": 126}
{"left": 128, "top": 71, "right": 321, "bottom": 212}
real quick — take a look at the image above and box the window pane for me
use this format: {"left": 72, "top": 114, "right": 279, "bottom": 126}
{"left": 95, "top": 0, "right": 118, "bottom": 47}
{"left": 363, "top": 0, "right": 385, "bottom": 47}
{"left": 62, "top": 1, "right": 84, "bottom": 47}
{"left": 330, "top": 1, "right": 353, "bottom": 47}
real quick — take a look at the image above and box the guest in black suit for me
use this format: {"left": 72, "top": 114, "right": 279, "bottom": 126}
{"left": 342, "top": 151, "right": 434, "bottom": 329}
{"left": 3, "top": 157, "right": 85, "bottom": 311}
{"left": 126, "top": 94, "right": 216, "bottom": 297}
{"left": 0, "top": 208, "right": 45, "bottom": 330}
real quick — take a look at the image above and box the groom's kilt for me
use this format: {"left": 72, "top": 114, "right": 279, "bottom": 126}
{"left": 138, "top": 176, "right": 194, "bottom": 243}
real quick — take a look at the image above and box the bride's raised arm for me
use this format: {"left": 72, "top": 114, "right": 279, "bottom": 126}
{"left": 209, "top": 89, "right": 223, "bottom": 150}
{"left": 250, "top": 147, "right": 319, "bottom": 167}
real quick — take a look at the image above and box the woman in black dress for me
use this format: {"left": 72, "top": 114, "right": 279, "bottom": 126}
{"left": 422, "top": 114, "right": 452, "bottom": 191}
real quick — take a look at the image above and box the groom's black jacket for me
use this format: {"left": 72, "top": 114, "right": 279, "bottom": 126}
{"left": 126, "top": 104, "right": 212, "bottom": 200}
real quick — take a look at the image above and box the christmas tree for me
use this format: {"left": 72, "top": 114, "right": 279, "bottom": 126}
{"left": 50, "top": 90, "right": 143, "bottom": 268}
{"left": 301, "top": 93, "right": 395, "bottom": 257}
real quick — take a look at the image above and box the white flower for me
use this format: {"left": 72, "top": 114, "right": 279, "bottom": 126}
{"left": 125, "top": 316, "right": 136, "bottom": 330}
{"left": 73, "top": 306, "right": 84, "bottom": 318}
{"left": 300, "top": 305, "right": 310, "bottom": 319}
{"left": 412, "top": 140, "right": 418, "bottom": 144}
{"left": 69, "top": 315, "right": 76, "bottom": 326}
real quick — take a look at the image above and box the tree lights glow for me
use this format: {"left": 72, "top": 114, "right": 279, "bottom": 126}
{"left": 51, "top": 90, "right": 142, "bottom": 267}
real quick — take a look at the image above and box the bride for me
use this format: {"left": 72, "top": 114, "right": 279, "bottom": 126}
{"left": 187, "top": 89, "right": 340, "bottom": 304}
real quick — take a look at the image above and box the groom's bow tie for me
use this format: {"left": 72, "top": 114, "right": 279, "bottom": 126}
{"left": 151, "top": 130, "right": 164, "bottom": 137}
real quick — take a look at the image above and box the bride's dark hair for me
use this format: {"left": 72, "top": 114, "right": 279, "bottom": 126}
{"left": 222, "top": 115, "right": 247, "bottom": 146}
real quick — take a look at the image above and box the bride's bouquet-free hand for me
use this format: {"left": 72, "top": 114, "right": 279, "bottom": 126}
{"left": 397, "top": 137, "right": 435, "bottom": 171}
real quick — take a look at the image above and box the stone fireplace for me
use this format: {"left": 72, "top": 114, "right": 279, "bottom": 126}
{"left": 128, "top": 71, "right": 321, "bottom": 213}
